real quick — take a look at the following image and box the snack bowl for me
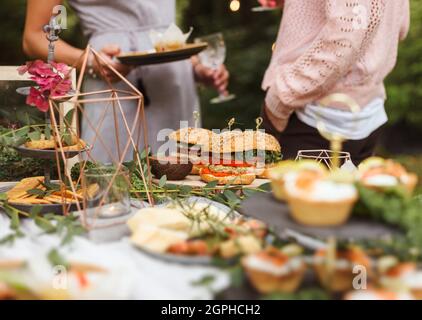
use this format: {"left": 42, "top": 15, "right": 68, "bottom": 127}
{"left": 149, "top": 155, "right": 193, "bottom": 181}
{"left": 287, "top": 195, "right": 357, "bottom": 227}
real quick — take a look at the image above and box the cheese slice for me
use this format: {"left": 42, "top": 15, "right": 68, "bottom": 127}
{"left": 127, "top": 208, "right": 191, "bottom": 232}
{"left": 130, "top": 224, "right": 188, "bottom": 253}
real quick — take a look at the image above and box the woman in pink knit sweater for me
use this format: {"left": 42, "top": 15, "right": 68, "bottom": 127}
{"left": 260, "top": 0, "right": 410, "bottom": 164}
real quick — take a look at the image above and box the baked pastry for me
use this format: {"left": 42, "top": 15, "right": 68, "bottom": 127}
{"left": 344, "top": 288, "right": 414, "bottom": 300}
{"left": 358, "top": 157, "right": 418, "bottom": 195}
{"left": 285, "top": 170, "right": 357, "bottom": 226}
{"left": 313, "top": 246, "right": 372, "bottom": 293}
{"left": 377, "top": 256, "right": 422, "bottom": 299}
{"left": 242, "top": 245, "right": 306, "bottom": 294}
{"left": 268, "top": 160, "right": 327, "bottom": 202}
{"left": 242, "top": 130, "right": 282, "bottom": 179}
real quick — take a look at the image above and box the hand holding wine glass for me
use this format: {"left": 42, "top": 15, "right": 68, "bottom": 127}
{"left": 195, "top": 33, "right": 235, "bottom": 104}
{"left": 193, "top": 63, "right": 229, "bottom": 96}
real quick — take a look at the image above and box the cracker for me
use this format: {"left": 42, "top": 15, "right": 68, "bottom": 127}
{"left": 9, "top": 196, "right": 51, "bottom": 205}
{"left": 44, "top": 195, "right": 77, "bottom": 204}
{"left": 6, "top": 177, "right": 44, "bottom": 200}
{"left": 52, "top": 189, "right": 83, "bottom": 201}
{"left": 25, "top": 139, "right": 56, "bottom": 150}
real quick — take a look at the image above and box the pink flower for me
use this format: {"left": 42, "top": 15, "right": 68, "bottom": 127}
{"left": 17, "top": 60, "right": 72, "bottom": 112}
{"left": 26, "top": 87, "right": 49, "bottom": 112}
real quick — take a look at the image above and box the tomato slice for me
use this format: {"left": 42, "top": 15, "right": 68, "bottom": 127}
{"left": 201, "top": 168, "right": 239, "bottom": 177}
{"left": 75, "top": 271, "right": 89, "bottom": 289}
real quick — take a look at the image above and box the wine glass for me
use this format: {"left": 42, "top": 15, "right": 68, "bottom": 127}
{"left": 195, "top": 33, "right": 235, "bottom": 104}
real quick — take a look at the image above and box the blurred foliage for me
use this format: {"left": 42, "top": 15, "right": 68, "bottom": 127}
{"left": 0, "top": 0, "right": 85, "bottom": 65}
{"left": 181, "top": 0, "right": 280, "bottom": 129}
{"left": 385, "top": 0, "right": 422, "bottom": 127}
{"left": 180, "top": 0, "right": 422, "bottom": 133}
{"left": 0, "top": 0, "right": 420, "bottom": 143}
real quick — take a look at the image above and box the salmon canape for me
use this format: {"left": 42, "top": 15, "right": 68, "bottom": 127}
{"left": 242, "top": 245, "right": 306, "bottom": 294}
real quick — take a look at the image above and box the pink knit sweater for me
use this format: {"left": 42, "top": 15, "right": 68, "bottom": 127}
{"left": 263, "top": 0, "right": 410, "bottom": 128}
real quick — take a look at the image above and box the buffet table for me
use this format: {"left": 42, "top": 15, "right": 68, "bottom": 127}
{"left": 0, "top": 182, "right": 230, "bottom": 300}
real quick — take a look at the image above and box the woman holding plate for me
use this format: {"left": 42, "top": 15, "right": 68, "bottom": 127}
{"left": 260, "top": 0, "right": 410, "bottom": 165}
{"left": 23, "top": 0, "right": 229, "bottom": 161}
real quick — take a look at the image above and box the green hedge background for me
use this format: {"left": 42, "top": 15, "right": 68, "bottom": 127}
{"left": 0, "top": 0, "right": 421, "bottom": 154}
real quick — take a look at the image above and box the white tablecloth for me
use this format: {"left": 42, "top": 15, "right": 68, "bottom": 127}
{"left": 0, "top": 211, "right": 230, "bottom": 300}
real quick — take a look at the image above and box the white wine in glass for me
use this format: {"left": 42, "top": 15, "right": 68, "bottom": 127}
{"left": 195, "top": 33, "right": 235, "bottom": 104}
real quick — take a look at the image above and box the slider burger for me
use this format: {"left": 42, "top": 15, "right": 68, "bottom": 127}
{"left": 168, "top": 127, "right": 215, "bottom": 174}
{"left": 199, "top": 131, "right": 256, "bottom": 185}
{"left": 243, "top": 130, "right": 282, "bottom": 179}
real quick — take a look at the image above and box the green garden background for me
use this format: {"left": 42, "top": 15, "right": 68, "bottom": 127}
{"left": 1, "top": 0, "right": 421, "bottom": 185}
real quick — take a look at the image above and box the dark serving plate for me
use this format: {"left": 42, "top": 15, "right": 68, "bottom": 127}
{"left": 14, "top": 144, "right": 89, "bottom": 160}
{"left": 117, "top": 43, "right": 208, "bottom": 66}
{"left": 239, "top": 192, "right": 401, "bottom": 245}
{"left": 0, "top": 184, "right": 82, "bottom": 215}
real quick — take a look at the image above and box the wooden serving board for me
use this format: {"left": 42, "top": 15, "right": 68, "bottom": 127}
{"left": 152, "top": 175, "right": 270, "bottom": 189}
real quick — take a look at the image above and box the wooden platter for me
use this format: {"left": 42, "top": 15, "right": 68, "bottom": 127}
{"left": 152, "top": 174, "right": 270, "bottom": 189}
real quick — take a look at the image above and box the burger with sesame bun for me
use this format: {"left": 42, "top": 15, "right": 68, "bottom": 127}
{"left": 168, "top": 127, "right": 215, "bottom": 174}
{"left": 242, "top": 130, "right": 282, "bottom": 179}
{"left": 199, "top": 130, "right": 256, "bottom": 185}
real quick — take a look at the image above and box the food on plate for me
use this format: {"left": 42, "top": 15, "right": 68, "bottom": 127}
{"left": 344, "top": 288, "right": 414, "bottom": 300}
{"left": 149, "top": 23, "right": 193, "bottom": 52}
{"left": 0, "top": 258, "right": 125, "bottom": 300}
{"left": 376, "top": 256, "right": 422, "bottom": 299}
{"left": 268, "top": 160, "right": 327, "bottom": 201}
{"left": 128, "top": 201, "right": 267, "bottom": 259}
{"left": 243, "top": 130, "right": 282, "bottom": 179}
{"left": 358, "top": 157, "right": 418, "bottom": 195}
{"left": 168, "top": 127, "right": 215, "bottom": 175}
{"left": 284, "top": 169, "right": 357, "bottom": 226}
{"left": 313, "top": 246, "right": 372, "bottom": 292}
{"left": 6, "top": 176, "right": 45, "bottom": 200}
{"left": 149, "top": 155, "right": 193, "bottom": 180}
{"left": 5, "top": 176, "right": 98, "bottom": 206}
{"left": 25, "top": 139, "right": 56, "bottom": 150}
{"left": 219, "top": 235, "right": 262, "bottom": 259}
{"left": 200, "top": 165, "right": 256, "bottom": 185}
{"left": 199, "top": 131, "right": 256, "bottom": 185}
{"left": 24, "top": 134, "right": 87, "bottom": 152}
{"left": 242, "top": 245, "right": 306, "bottom": 294}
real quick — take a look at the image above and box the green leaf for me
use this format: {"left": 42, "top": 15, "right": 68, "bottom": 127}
{"left": 140, "top": 148, "right": 148, "bottom": 160}
{"left": 15, "top": 127, "right": 29, "bottom": 137}
{"left": 158, "top": 175, "right": 167, "bottom": 188}
{"left": 258, "top": 182, "right": 272, "bottom": 191}
{"left": 44, "top": 125, "right": 51, "bottom": 140}
{"left": 179, "top": 185, "right": 193, "bottom": 195}
{"left": 47, "top": 248, "right": 69, "bottom": 268}
{"left": 0, "top": 193, "right": 8, "bottom": 201}
{"left": 205, "top": 180, "right": 218, "bottom": 189}
{"left": 3, "top": 206, "right": 20, "bottom": 230}
{"left": 192, "top": 274, "right": 215, "bottom": 287}
{"left": 35, "top": 217, "right": 56, "bottom": 233}
{"left": 28, "top": 131, "right": 41, "bottom": 141}
{"left": 64, "top": 109, "right": 75, "bottom": 126}
{"left": 242, "top": 188, "right": 258, "bottom": 198}
{"left": 0, "top": 234, "right": 16, "bottom": 245}
{"left": 62, "top": 132, "right": 72, "bottom": 146}
{"left": 10, "top": 211, "right": 20, "bottom": 230}
{"left": 223, "top": 189, "right": 240, "bottom": 205}
{"left": 30, "top": 205, "right": 42, "bottom": 218}
{"left": 26, "top": 189, "right": 46, "bottom": 197}
{"left": 229, "top": 265, "right": 245, "bottom": 288}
